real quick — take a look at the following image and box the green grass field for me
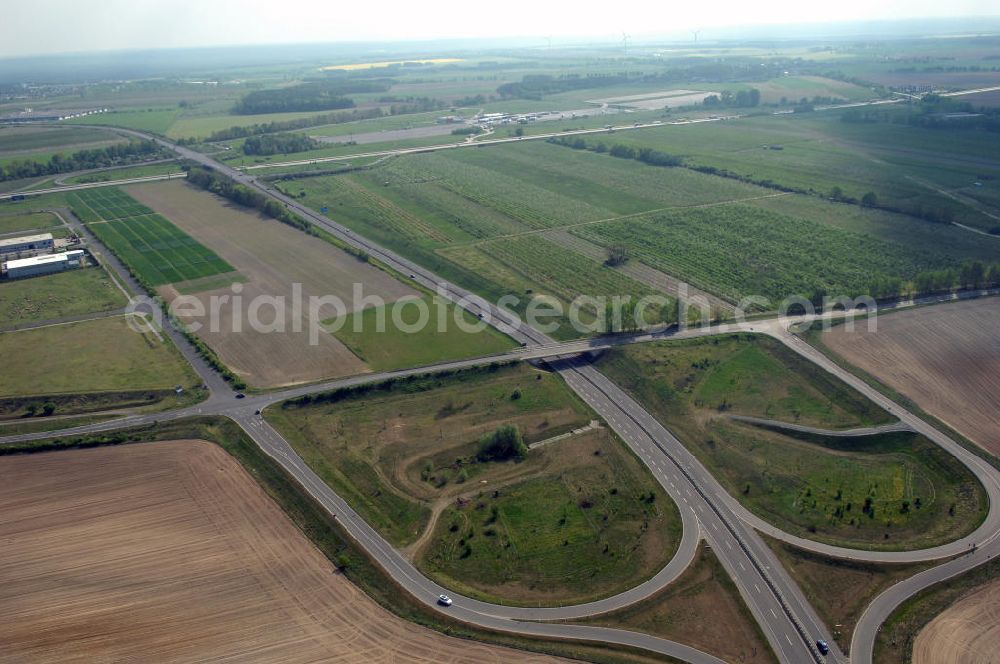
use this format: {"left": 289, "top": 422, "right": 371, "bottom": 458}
{"left": 0, "top": 314, "right": 198, "bottom": 398}
{"left": 0, "top": 211, "right": 61, "bottom": 235}
{"left": 268, "top": 363, "right": 680, "bottom": 604}
{"left": 0, "top": 125, "right": 122, "bottom": 152}
{"left": 63, "top": 161, "right": 183, "bottom": 184}
{"left": 69, "top": 187, "right": 235, "bottom": 286}
{"left": 330, "top": 295, "right": 514, "bottom": 371}
{"left": 65, "top": 108, "right": 181, "bottom": 135}
{"left": 594, "top": 334, "right": 987, "bottom": 550}
{"left": 0, "top": 266, "right": 126, "bottom": 326}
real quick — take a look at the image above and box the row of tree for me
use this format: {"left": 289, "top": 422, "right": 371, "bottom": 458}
{"left": 185, "top": 167, "right": 313, "bottom": 234}
{"left": 196, "top": 108, "right": 384, "bottom": 142}
{"left": 548, "top": 135, "right": 684, "bottom": 167}
{"left": 242, "top": 133, "right": 320, "bottom": 156}
{"left": 703, "top": 88, "right": 761, "bottom": 108}
{"left": 862, "top": 260, "right": 1000, "bottom": 301}
{"left": 233, "top": 78, "right": 395, "bottom": 114}
{"left": 1, "top": 140, "right": 163, "bottom": 182}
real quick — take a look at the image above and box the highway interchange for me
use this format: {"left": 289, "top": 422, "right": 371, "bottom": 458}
{"left": 2, "top": 122, "right": 999, "bottom": 664}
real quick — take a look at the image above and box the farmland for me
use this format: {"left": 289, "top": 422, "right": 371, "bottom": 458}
{"left": 129, "top": 179, "right": 510, "bottom": 387}
{"left": 0, "top": 440, "right": 561, "bottom": 664}
{"left": 0, "top": 210, "right": 61, "bottom": 235}
{"left": 0, "top": 314, "right": 199, "bottom": 411}
{"left": 820, "top": 297, "right": 1000, "bottom": 456}
{"left": 912, "top": 578, "right": 1000, "bottom": 664}
{"left": 558, "top": 113, "right": 1000, "bottom": 232}
{"left": 294, "top": 142, "right": 781, "bottom": 332}
{"left": 593, "top": 334, "right": 987, "bottom": 550}
{"left": 268, "top": 363, "right": 680, "bottom": 605}
{"left": 294, "top": 138, "right": 994, "bottom": 325}
{"left": 69, "top": 187, "right": 236, "bottom": 286}
{"left": 0, "top": 125, "right": 123, "bottom": 153}
{"left": 0, "top": 265, "right": 126, "bottom": 326}
{"left": 65, "top": 107, "right": 181, "bottom": 135}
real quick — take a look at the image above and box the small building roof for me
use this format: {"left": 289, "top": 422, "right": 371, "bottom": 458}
{"left": 3, "top": 252, "right": 69, "bottom": 270}
{"left": 0, "top": 233, "right": 54, "bottom": 249}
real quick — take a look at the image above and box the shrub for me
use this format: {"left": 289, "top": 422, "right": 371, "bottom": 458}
{"left": 477, "top": 424, "right": 527, "bottom": 462}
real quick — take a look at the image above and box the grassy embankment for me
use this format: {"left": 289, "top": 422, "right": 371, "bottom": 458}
{"left": 267, "top": 362, "right": 682, "bottom": 605}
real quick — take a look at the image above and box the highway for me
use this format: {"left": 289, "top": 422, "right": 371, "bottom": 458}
{"left": 2, "top": 123, "right": 998, "bottom": 664}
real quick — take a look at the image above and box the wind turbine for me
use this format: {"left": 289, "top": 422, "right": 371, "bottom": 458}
{"left": 621, "top": 32, "right": 630, "bottom": 55}
{"left": 692, "top": 29, "right": 701, "bottom": 43}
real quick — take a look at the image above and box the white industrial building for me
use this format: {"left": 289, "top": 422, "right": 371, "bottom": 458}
{"left": 3, "top": 250, "right": 84, "bottom": 279}
{"left": 0, "top": 233, "right": 55, "bottom": 256}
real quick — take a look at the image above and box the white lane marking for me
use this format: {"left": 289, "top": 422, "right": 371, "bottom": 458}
{"left": 754, "top": 584, "right": 761, "bottom": 594}
{"left": 770, "top": 608, "right": 777, "bottom": 619}
{"left": 739, "top": 561, "right": 746, "bottom": 571}
{"left": 785, "top": 633, "right": 794, "bottom": 647}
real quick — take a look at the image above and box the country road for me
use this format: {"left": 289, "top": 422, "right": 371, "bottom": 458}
{"left": 2, "top": 120, "right": 998, "bottom": 664}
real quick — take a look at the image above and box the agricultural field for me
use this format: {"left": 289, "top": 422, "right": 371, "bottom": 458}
{"left": 820, "top": 297, "right": 1000, "bottom": 456}
{"left": 0, "top": 314, "right": 200, "bottom": 415}
{"left": 0, "top": 264, "right": 126, "bottom": 326}
{"left": 128, "top": 179, "right": 510, "bottom": 387}
{"left": 65, "top": 107, "right": 181, "bottom": 135}
{"left": 0, "top": 210, "right": 62, "bottom": 235}
{"left": 578, "top": 544, "right": 775, "bottom": 664}
{"left": 267, "top": 363, "right": 680, "bottom": 605}
{"left": 69, "top": 187, "right": 235, "bottom": 286}
{"left": 295, "top": 137, "right": 996, "bottom": 325}
{"left": 912, "top": 579, "right": 999, "bottom": 664}
{"left": 0, "top": 125, "right": 123, "bottom": 154}
{"left": 561, "top": 113, "right": 1000, "bottom": 232}
{"left": 0, "top": 440, "right": 561, "bottom": 664}
{"left": 296, "top": 142, "right": 785, "bottom": 333}
{"left": 593, "top": 334, "right": 988, "bottom": 550}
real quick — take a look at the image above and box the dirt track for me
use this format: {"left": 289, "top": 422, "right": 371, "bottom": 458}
{"left": 912, "top": 580, "right": 1000, "bottom": 664}
{"left": 128, "top": 180, "right": 418, "bottom": 387}
{"left": 0, "top": 441, "right": 564, "bottom": 663}
{"left": 822, "top": 297, "right": 1000, "bottom": 455}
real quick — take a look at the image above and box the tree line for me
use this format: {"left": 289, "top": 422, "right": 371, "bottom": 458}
{"left": 242, "top": 133, "right": 320, "bottom": 156}
{"left": 548, "top": 135, "right": 684, "bottom": 167}
{"left": 185, "top": 166, "right": 314, "bottom": 233}
{"left": 233, "top": 78, "right": 393, "bottom": 114}
{"left": 1, "top": 140, "right": 163, "bottom": 182}
{"left": 192, "top": 108, "right": 384, "bottom": 143}
{"left": 704, "top": 88, "right": 761, "bottom": 108}
{"left": 184, "top": 165, "right": 371, "bottom": 262}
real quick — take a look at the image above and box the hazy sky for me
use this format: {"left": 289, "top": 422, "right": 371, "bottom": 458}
{"left": 2, "top": 0, "right": 998, "bottom": 57}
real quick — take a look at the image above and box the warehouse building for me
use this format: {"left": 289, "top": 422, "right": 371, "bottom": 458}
{"left": 2, "top": 250, "right": 84, "bottom": 279}
{"left": 0, "top": 233, "right": 54, "bottom": 256}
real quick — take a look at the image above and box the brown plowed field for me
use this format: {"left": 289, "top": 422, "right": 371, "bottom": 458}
{"left": 128, "top": 180, "right": 418, "bottom": 387}
{"left": 913, "top": 579, "right": 1000, "bottom": 664}
{"left": 822, "top": 298, "right": 1000, "bottom": 456}
{"left": 0, "top": 441, "right": 564, "bottom": 664}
